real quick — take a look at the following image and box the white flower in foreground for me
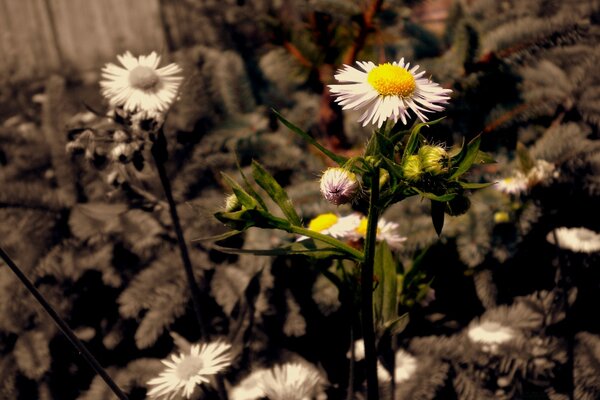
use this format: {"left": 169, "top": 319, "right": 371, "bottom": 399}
{"left": 259, "top": 362, "right": 324, "bottom": 400}
{"left": 395, "top": 349, "right": 418, "bottom": 383}
{"left": 147, "top": 341, "right": 232, "bottom": 399}
{"left": 354, "top": 217, "right": 407, "bottom": 248}
{"left": 328, "top": 59, "right": 451, "bottom": 128}
{"left": 320, "top": 167, "right": 360, "bottom": 205}
{"left": 101, "top": 51, "right": 182, "bottom": 113}
{"left": 468, "top": 321, "right": 516, "bottom": 352}
{"left": 547, "top": 227, "right": 600, "bottom": 254}
{"left": 298, "top": 213, "right": 362, "bottom": 241}
{"left": 495, "top": 173, "right": 528, "bottom": 195}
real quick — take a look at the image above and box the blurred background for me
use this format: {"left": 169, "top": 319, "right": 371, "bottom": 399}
{"left": 1, "top": 0, "right": 600, "bottom": 399}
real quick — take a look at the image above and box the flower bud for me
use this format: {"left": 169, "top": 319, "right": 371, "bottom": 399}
{"left": 319, "top": 168, "right": 360, "bottom": 205}
{"left": 418, "top": 145, "right": 448, "bottom": 175}
{"left": 403, "top": 155, "right": 422, "bottom": 182}
{"left": 224, "top": 194, "right": 241, "bottom": 212}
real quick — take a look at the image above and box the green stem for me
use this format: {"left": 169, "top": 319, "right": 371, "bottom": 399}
{"left": 289, "top": 225, "right": 364, "bottom": 261}
{"left": 362, "top": 167, "right": 380, "bottom": 400}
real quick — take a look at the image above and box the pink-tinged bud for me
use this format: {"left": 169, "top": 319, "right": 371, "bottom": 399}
{"left": 319, "top": 167, "right": 359, "bottom": 205}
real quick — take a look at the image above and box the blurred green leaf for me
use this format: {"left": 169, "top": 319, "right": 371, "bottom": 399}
{"left": 431, "top": 200, "right": 445, "bottom": 236}
{"left": 415, "top": 188, "right": 457, "bottom": 202}
{"left": 383, "top": 313, "right": 409, "bottom": 336}
{"left": 272, "top": 109, "right": 347, "bottom": 165}
{"left": 458, "top": 181, "right": 495, "bottom": 190}
{"left": 373, "top": 241, "right": 399, "bottom": 337}
{"left": 516, "top": 142, "right": 535, "bottom": 172}
{"left": 251, "top": 160, "right": 302, "bottom": 226}
{"left": 450, "top": 134, "right": 482, "bottom": 179}
{"left": 474, "top": 150, "right": 496, "bottom": 165}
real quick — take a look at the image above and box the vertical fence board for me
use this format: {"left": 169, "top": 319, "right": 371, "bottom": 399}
{"left": 0, "top": 0, "right": 62, "bottom": 82}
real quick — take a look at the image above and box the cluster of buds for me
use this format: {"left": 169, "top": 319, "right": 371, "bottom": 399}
{"left": 402, "top": 145, "right": 449, "bottom": 182}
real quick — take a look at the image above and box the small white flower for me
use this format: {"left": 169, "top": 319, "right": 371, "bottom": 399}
{"left": 100, "top": 51, "right": 182, "bottom": 113}
{"left": 395, "top": 349, "right": 418, "bottom": 383}
{"left": 146, "top": 341, "right": 232, "bottom": 399}
{"left": 298, "top": 213, "right": 362, "bottom": 241}
{"left": 547, "top": 227, "right": 600, "bottom": 254}
{"left": 495, "top": 173, "right": 528, "bottom": 195}
{"left": 328, "top": 59, "right": 451, "bottom": 128}
{"left": 346, "top": 339, "right": 366, "bottom": 361}
{"left": 319, "top": 167, "right": 360, "bottom": 205}
{"left": 259, "top": 362, "right": 324, "bottom": 400}
{"left": 353, "top": 217, "right": 407, "bottom": 248}
{"left": 467, "top": 321, "right": 516, "bottom": 352}
{"left": 527, "top": 159, "right": 558, "bottom": 186}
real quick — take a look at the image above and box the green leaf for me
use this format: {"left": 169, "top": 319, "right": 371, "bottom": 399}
{"left": 458, "top": 181, "right": 495, "bottom": 190}
{"left": 373, "top": 241, "right": 399, "bottom": 336}
{"left": 383, "top": 313, "right": 409, "bottom": 336}
{"left": 272, "top": 109, "right": 347, "bottom": 165}
{"left": 450, "top": 134, "right": 482, "bottom": 179}
{"left": 215, "top": 208, "right": 290, "bottom": 232}
{"left": 516, "top": 142, "right": 535, "bottom": 172}
{"left": 414, "top": 188, "right": 457, "bottom": 202}
{"left": 474, "top": 150, "right": 496, "bottom": 165}
{"left": 431, "top": 200, "right": 445, "bottom": 236}
{"left": 251, "top": 160, "right": 302, "bottom": 226}
{"left": 192, "top": 230, "right": 243, "bottom": 243}
{"left": 214, "top": 242, "right": 349, "bottom": 259}
{"left": 235, "top": 157, "right": 269, "bottom": 211}
{"left": 220, "top": 173, "right": 259, "bottom": 210}
{"left": 365, "top": 131, "right": 394, "bottom": 159}
{"left": 402, "top": 118, "right": 445, "bottom": 162}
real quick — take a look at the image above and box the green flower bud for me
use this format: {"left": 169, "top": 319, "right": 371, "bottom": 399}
{"left": 418, "top": 145, "right": 448, "bottom": 175}
{"left": 403, "top": 155, "right": 422, "bottom": 182}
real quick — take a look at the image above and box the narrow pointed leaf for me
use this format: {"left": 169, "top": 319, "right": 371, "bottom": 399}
{"left": 431, "top": 200, "right": 445, "bottom": 236}
{"left": 235, "top": 157, "right": 269, "bottom": 211}
{"left": 458, "top": 181, "right": 495, "bottom": 190}
{"left": 474, "top": 150, "right": 496, "bottom": 165}
{"left": 220, "top": 173, "right": 259, "bottom": 210}
{"left": 450, "top": 134, "right": 482, "bottom": 179}
{"left": 516, "top": 142, "right": 535, "bottom": 172}
{"left": 384, "top": 313, "right": 409, "bottom": 336}
{"left": 372, "top": 241, "right": 399, "bottom": 328}
{"left": 272, "top": 109, "right": 347, "bottom": 165}
{"left": 192, "top": 230, "right": 243, "bottom": 242}
{"left": 402, "top": 118, "right": 445, "bottom": 162}
{"left": 251, "top": 160, "right": 302, "bottom": 226}
{"left": 415, "top": 188, "right": 457, "bottom": 202}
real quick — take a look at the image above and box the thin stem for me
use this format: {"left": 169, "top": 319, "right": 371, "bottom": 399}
{"left": 552, "top": 229, "right": 574, "bottom": 400}
{"left": 0, "top": 247, "right": 129, "bottom": 400}
{"left": 346, "top": 323, "right": 355, "bottom": 400}
{"left": 289, "top": 226, "right": 364, "bottom": 261}
{"left": 151, "top": 132, "right": 228, "bottom": 400}
{"left": 362, "top": 167, "right": 380, "bottom": 400}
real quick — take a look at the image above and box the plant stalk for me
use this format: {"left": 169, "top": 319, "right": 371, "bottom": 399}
{"left": 151, "top": 132, "right": 229, "bottom": 400}
{"left": 362, "top": 167, "right": 380, "bottom": 400}
{"left": 0, "top": 246, "right": 129, "bottom": 400}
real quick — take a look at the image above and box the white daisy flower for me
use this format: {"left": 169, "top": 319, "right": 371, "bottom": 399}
{"left": 467, "top": 321, "right": 516, "bottom": 353}
{"left": 259, "top": 362, "right": 324, "bottom": 400}
{"left": 319, "top": 167, "right": 360, "bottom": 205}
{"left": 146, "top": 341, "right": 232, "bottom": 399}
{"left": 495, "top": 173, "right": 528, "bottom": 195}
{"left": 298, "top": 213, "right": 362, "bottom": 241}
{"left": 100, "top": 51, "right": 183, "bottom": 113}
{"left": 395, "top": 349, "right": 418, "bottom": 383}
{"left": 547, "top": 227, "right": 600, "bottom": 254}
{"left": 526, "top": 159, "right": 558, "bottom": 187}
{"left": 328, "top": 59, "right": 452, "bottom": 128}
{"left": 353, "top": 217, "right": 407, "bottom": 248}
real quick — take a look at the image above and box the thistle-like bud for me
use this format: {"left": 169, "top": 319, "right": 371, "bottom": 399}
{"left": 224, "top": 194, "right": 242, "bottom": 212}
{"left": 319, "top": 167, "right": 360, "bottom": 205}
{"left": 418, "top": 145, "right": 448, "bottom": 175}
{"left": 403, "top": 155, "right": 422, "bottom": 182}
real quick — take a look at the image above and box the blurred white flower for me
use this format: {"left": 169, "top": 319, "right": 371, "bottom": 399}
{"left": 229, "top": 368, "right": 269, "bottom": 400}
{"left": 328, "top": 59, "right": 451, "bottom": 128}
{"left": 101, "top": 51, "right": 182, "bottom": 113}
{"left": 319, "top": 167, "right": 360, "bottom": 205}
{"left": 547, "top": 227, "right": 600, "bottom": 254}
{"left": 146, "top": 341, "right": 232, "bottom": 399}
{"left": 353, "top": 217, "right": 407, "bottom": 248}
{"left": 526, "top": 159, "right": 558, "bottom": 186}
{"left": 260, "top": 362, "right": 324, "bottom": 400}
{"left": 495, "top": 173, "right": 528, "bottom": 195}
{"left": 346, "top": 339, "right": 365, "bottom": 361}
{"left": 467, "top": 321, "right": 516, "bottom": 352}
{"left": 395, "top": 349, "right": 418, "bottom": 383}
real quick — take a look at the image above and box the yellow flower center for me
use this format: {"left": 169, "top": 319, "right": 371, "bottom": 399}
{"left": 355, "top": 218, "right": 368, "bottom": 237}
{"left": 367, "top": 63, "right": 416, "bottom": 97}
{"left": 308, "top": 213, "right": 338, "bottom": 232}
{"left": 175, "top": 355, "right": 204, "bottom": 380}
{"left": 129, "top": 66, "right": 160, "bottom": 90}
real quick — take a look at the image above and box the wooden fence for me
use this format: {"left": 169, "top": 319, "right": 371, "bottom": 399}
{"left": 0, "top": 0, "right": 167, "bottom": 83}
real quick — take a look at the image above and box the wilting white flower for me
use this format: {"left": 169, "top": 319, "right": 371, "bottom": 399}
{"left": 353, "top": 217, "right": 407, "bottom": 248}
{"left": 101, "top": 51, "right": 182, "bottom": 113}
{"left": 328, "top": 59, "right": 451, "bottom": 128}
{"left": 467, "top": 321, "right": 516, "bottom": 352}
{"left": 547, "top": 227, "right": 600, "bottom": 254}
{"left": 298, "top": 213, "right": 362, "bottom": 241}
{"left": 495, "top": 173, "right": 528, "bottom": 195}
{"left": 395, "top": 349, "right": 418, "bottom": 383}
{"left": 146, "top": 341, "right": 232, "bottom": 399}
{"left": 319, "top": 167, "right": 360, "bottom": 205}
{"left": 527, "top": 159, "right": 558, "bottom": 186}
{"left": 259, "top": 362, "right": 324, "bottom": 400}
